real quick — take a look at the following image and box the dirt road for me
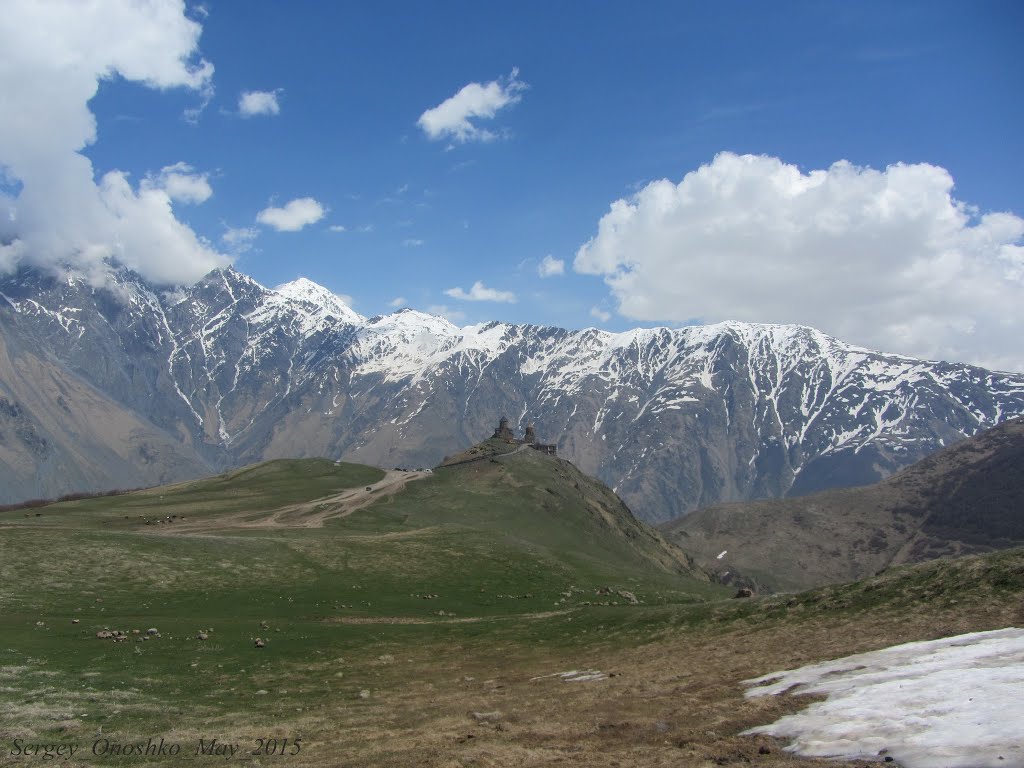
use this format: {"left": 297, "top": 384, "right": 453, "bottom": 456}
{"left": 170, "top": 469, "right": 428, "bottom": 532}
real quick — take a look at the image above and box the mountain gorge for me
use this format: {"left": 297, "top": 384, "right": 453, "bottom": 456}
{"left": 2, "top": 264, "right": 1023, "bottom": 522}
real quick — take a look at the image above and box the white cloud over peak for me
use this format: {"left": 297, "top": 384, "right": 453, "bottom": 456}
{"left": 148, "top": 163, "right": 212, "bottom": 204}
{"left": 256, "top": 198, "right": 326, "bottom": 232}
{"left": 239, "top": 89, "right": 281, "bottom": 117}
{"left": 427, "top": 304, "right": 467, "bottom": 324}
{"left": 444, "top": 281, "right": 517, "bottom": 303}
{"left": 0, "top": 0, "right": 225, "bottom": 286}
{"left": 575, "top": 152, "right": 1024, "bottom": 371}
{"left": 221, "top": 225, "right": 258, "bottom": 253}
{"left": 538, "top": 255, "right": 565, "bottom": 278}
{"left": 418, "top": 68, "right": 527, "bottom": 144}
{"left": 388, "top": 297, "right": 407, "bottom": 308}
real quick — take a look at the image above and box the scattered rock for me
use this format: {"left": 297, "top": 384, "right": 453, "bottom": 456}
{"left": 254, "top": 638, "right": 265, "bottom": 648}
{"left": 146, "top": 627, "right": 159, "bottom": 635}
{"left": 197, "top": 633, "right": 209, "bottom": 641}
{"left": 734, "top": 588, "right": 754, "bottom": 599}
{"left": 358, "top": 689, "right": 370, "bottom": 699}
{"left": 255, "top": 689, "right": 268, "bottom": 696}
{"left": 595, "top": 587, "right": 640, "bottom": 604}
{"left": 71, "top": 619, "right": 80, "bottom": 624}
{"left": 471, "top": 711, "right": 502, "bottom": 723}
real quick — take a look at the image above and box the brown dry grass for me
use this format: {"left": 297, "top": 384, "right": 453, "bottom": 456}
{"left": 230, "top": 596, "right": 1022, "bottom": 768}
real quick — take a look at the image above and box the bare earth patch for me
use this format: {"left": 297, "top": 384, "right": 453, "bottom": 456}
{"left": 167, "top": 470, "right": 426, "bottom": 532}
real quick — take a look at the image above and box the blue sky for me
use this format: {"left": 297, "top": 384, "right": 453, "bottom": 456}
{"left": 1, "top": 1, "right": 1022, "bottom": 369}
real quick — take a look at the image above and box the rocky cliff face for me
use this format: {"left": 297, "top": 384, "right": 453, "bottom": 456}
{"left": 3, "top": 264, "right": 1023, "bottom": 522}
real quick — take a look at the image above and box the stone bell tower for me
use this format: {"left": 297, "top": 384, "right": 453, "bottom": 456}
{"left": 492, "top": 416, "right": 515, "bottom": 441}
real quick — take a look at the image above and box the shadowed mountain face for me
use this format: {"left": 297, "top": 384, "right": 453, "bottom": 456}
{"left": 2, "top": 264, "right": 1024, "bottom": 521}
{"left": 663, "top": 418, "right": 1024, "bottom": 592}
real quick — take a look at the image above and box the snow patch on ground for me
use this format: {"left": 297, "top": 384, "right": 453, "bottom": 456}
{"left": 742, "top": 627, "right": 1024, "bottom": 768}
{"left": 530, "top": 669, "right": 606, "bottom": 683}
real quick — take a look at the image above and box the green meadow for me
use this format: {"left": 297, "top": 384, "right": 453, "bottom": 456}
{"left": 1, "top": 448, "right": 1021, "bottom": 767}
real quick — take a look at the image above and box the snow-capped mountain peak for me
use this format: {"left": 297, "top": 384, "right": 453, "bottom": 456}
{"left": 273, "top": 277, "right": 364, "bottom": 326}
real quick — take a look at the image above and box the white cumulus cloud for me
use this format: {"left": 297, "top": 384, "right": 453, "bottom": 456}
{"left": 444, "top": 281, "right": 517, "bottom": 303}
{"left": 256, "top": 198, "right": 326, "bottom": 232}
{"left": 221, "top": 225, "right": 258, "bottom": 254}
{"left": 590, "top": 306, "right": 612, "bottom": 323}
{"left": 388, "top": 297, "right": 407, "bottom": 308}
{"left": 148, "top": 162, "right": 212, "bottom": 204}
{"left": 418, "top": 68, "right": 527, "bottom": 144}
{"left": 538, "top": 255, "right": 565, "bottom": 278}
{"left": 239, "top": 89, "right": 281, "bottom": 117}
{"left": 0, "top": 0, "right": 225, "bottom": 286}
{"left": 575, "top": 152, "right": 1024, "bottom": 371}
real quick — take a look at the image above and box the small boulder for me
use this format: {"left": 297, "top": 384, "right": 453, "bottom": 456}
{"left": 146, "top": 627, "right": 159, "bottom": 635}
{"left": 197, "top": 633, "right": 209, "bottom": 641}
{"left": 471, "top": 711, "right": 502, "bottom": 723}
{"left": 734, "top": 587, "right": 754, "bottom": 599}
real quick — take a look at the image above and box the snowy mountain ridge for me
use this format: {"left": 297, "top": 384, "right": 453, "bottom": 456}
{"left": 1, "top": 263, "right": 1023, "bottom": 522}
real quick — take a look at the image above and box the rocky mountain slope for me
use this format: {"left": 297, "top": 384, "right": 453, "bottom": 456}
{"left": 663, "top": 417, "right": 1024, "bottom": 591}
{"left": 2, "top": 264, "right": 1024, "bottom": 521}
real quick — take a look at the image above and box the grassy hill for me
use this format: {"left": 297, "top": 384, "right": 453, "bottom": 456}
{"left": 2, "top": 446, "right": 1022, "bottom": 767}
{"left": 663, "top": 417, "right": 1024, "bottom": 592}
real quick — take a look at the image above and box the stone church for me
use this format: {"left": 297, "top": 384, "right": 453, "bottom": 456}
{"left": 492, "top": 416, "right": 557, "bottom": 455}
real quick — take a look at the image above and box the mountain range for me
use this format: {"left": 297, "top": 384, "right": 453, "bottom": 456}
{"left": 2, "top": 263, "right": 1023, "bottom": 522}
{"left": 664, "top": 416, "right": 1024, "bottom": 591}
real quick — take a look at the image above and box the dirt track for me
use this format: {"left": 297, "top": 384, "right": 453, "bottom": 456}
{"left": 327, "top": 609, "right": 575, "bottom": 625}
{"left": 169, "top": 469, "right": 427, "bottom": 532}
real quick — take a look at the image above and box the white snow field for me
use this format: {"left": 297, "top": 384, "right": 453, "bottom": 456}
{"left": 742, "top": 627, "right": 1024, "bottom": 768}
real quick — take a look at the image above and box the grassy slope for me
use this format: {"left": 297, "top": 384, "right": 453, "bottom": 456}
{"left": 1, "top": 452, "right": 1021, "bottom": 767}
{"left": 664, "top": 417, "right": 1024, "bottom": 592}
